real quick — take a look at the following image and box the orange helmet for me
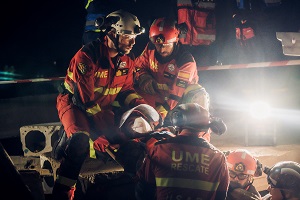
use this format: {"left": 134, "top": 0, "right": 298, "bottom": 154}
{"left": 227, "top": 149, "right": 257, "bottom": 175}
{"left": 149, "top": 18, "right": 179, "bottom": 44}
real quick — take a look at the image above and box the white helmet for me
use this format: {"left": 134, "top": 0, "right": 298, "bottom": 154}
{"left": 181, "top": 84, "right": 210, "bottom": 111}
{"left": 119, "top": 104, "right": 160, "bottom": 137}
{"left": 105, "top": 9, "right": 145, "bottom": 35}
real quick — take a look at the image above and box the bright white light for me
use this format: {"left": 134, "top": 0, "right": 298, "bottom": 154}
{"left": 249, "top": 101, "right": 271, "bottom": 120}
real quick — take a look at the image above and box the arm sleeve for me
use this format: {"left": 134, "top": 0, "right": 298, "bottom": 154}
{"left": 164, "top": 52, "right": 199, "bottom": 110}
{"left": 69, "top": 50, "right": 97, "bottom": 109}
{"left": 116, "top": 58, "right": 147, "bottom": 108}
{"left": 134, "top": 43, "right": 152, "bottom": 81}
{"left": 135, "top": 149, "right": 157, "bottom": 200}
{"left": 215, "top": 154, "right": 230, "bottom": 199}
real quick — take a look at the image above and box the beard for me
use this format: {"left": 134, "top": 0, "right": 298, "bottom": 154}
{"left": 229, "top": 181, "right": 244, "bottom": 190}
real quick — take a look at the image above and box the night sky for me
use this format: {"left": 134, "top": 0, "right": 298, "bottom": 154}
{"left": 1, "top": 0, "right": 300, "bottom": 79}
{"left": 1, "top": 0, "right": 86, "bottom": 78}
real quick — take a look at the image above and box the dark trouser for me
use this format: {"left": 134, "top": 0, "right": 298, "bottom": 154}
{"left": 52, "top": 133, "right": 89, "bottom": 200}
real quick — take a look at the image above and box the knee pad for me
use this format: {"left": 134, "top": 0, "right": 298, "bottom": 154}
{"left": 66, "top": 133, "right": 90, "bottom": 162}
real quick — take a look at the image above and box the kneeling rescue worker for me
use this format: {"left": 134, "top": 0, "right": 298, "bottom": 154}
{"left": 52, "top": 10, "right": 146, "bottom": 200}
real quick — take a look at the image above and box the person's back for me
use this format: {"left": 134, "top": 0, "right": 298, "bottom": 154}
{"left": 145, "top": 134, "right": 228, "bottom": 199}
{"left": 135, "top": 103, "right": 229, "bottom": 200}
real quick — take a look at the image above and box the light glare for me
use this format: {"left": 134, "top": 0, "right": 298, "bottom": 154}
{"left": 249, "top": 101, "right": 271, "bottom": 120}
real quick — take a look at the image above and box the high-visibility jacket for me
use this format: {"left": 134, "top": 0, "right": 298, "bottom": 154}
{"left": 134, "top": 42, "right": 199, "bottom": 118}
{"left": 136, "top": 131, "right": 229, "bottom": 200}
{"left": 57, "top": 36, "right": 145, "bottom": 136}
{"left": 177, "top": 0, "right": 216, "bottom": 46}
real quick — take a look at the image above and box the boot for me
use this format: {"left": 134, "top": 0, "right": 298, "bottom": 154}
{"left": 52, "top": 126, "right": 69, "bottom": 160}
{"left": 52, "top": 182, "right": 75, "bottom": 200}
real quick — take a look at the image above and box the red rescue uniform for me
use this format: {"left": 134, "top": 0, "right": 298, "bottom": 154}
{"left": 136, "top": 130, "right": 229, "bottom": 200}
{"left": 57, "top": 37, "right": 145, "bottom": 150}
{"left": 135, "top": 42, "right": 199, "bottom": 118}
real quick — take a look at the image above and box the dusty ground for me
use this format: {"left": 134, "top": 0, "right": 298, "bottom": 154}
{"left": 210, "top": 124, "right": 300, "bottom": 192}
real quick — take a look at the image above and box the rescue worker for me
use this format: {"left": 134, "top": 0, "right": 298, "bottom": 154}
{"left": 263, "top": 161, "right": 300, "bottom": 200}
{"left": 82, "top": 0, "right": 137, "bottom": 45}
{"left": 226, "top": 149, "right": 263, "bottom": 200}
{"left": 52, "top": 10, "right": 147, "bottom": 200}
{"left": 135, "top": 103, "right": 230, "bottom": 200}
{"left": 134, "top": 17, "right": 199, "bottom": 120}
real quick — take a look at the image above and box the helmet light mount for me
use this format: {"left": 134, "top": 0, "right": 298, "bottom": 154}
{"left": 97, "top": 10, "right": 144, "bottom": 36}
{"left": 164, "top": 103, "right": 227, "bottom": 136}
{"left": 149, "top": 18, "right": 180, "bottom": 45}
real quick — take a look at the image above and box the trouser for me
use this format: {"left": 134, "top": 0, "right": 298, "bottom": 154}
{"left": 52, "top": 132, "right": 90, "bottom": 200}
{"left": 54, "top": 94, "right": 131, "bottom": 199}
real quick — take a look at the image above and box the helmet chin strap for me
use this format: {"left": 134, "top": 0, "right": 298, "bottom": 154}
{"left": 280, "top": 189, "right": 287, "bottom": 200}
{"left": 108, "top": 33, "right": 125, "bottom": 57}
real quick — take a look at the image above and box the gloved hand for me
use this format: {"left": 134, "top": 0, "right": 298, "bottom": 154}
{"left": 93, "top": 135, "right": 110, "bottom": 153}
{"left": 138, "top": 74, "right": 158, "bottom": 95}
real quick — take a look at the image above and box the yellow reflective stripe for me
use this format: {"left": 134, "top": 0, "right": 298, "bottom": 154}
{"left": 94, "top": 86, "right": 104, "bottom": 93}
{"left": 85, "top": 0, "right": 93, "bottom": 9}
{"left": 89, "top": 139, "right": 96, "bottom": 159}
{"left": 155, "top": 177, "right": 219, "bottom": 191}
{"left": 95, "top": 87, "right": 122, "bottom": 95}
{"left": 111, "top": 101, "right": 121, "bottom": 107}
{"left": 86, "top": 104, "right": 101, "bottom": 115}
{"left": 157, "top": 83, "right": 169, "bottom": 91}
{"left": 184, "top": 84, "right": 203, "bottom": 95}
{"left": 103, "top": 87, "right": 122, "bottom": 95}
{"left": 67, "top": 69, "right": 73, "bottom": 80}
{"left": 124, "top": 93, "right": 141, "bottom": 106}
{"left": 156, "top": 105, "right": 168, "bottom": 118}
{"left": 56, "top": 175, "right": 77, "bottom": 187}
{"left": 64, "top": 81, "right": 74, "bottom": 94}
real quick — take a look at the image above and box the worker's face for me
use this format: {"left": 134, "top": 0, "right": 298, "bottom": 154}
{"left": 229, "top": 170, "right": 251, "bottom": 189}
{"left": 118, "top": 34, "right": 136, "bottom": 54}
{"left": 154, "top": 42, "right": 174, "bottom": 57}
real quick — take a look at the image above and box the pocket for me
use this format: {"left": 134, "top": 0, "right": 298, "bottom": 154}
{"left": 194, "top": 11, "right": 208, "bottom": 28}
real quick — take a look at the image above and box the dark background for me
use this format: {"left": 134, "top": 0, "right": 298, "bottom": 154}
{"left": 0, "top": 0, "right": 85, "bottom": 78}
{"left": 0, "top": 2, "right": 299, "bottom": 197}
{"left": 0, "top": 0, "right": 300, "bottom": 142}
{"left": 1, "top": 0, "right": 300, "bottom": 80}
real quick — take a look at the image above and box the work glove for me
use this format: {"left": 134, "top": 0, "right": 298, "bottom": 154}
{"left": 145, "top": 129, "right": 176, "bottom": 151}
{"left": 138, "top": 74, "right": 158, "bottom": 95}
